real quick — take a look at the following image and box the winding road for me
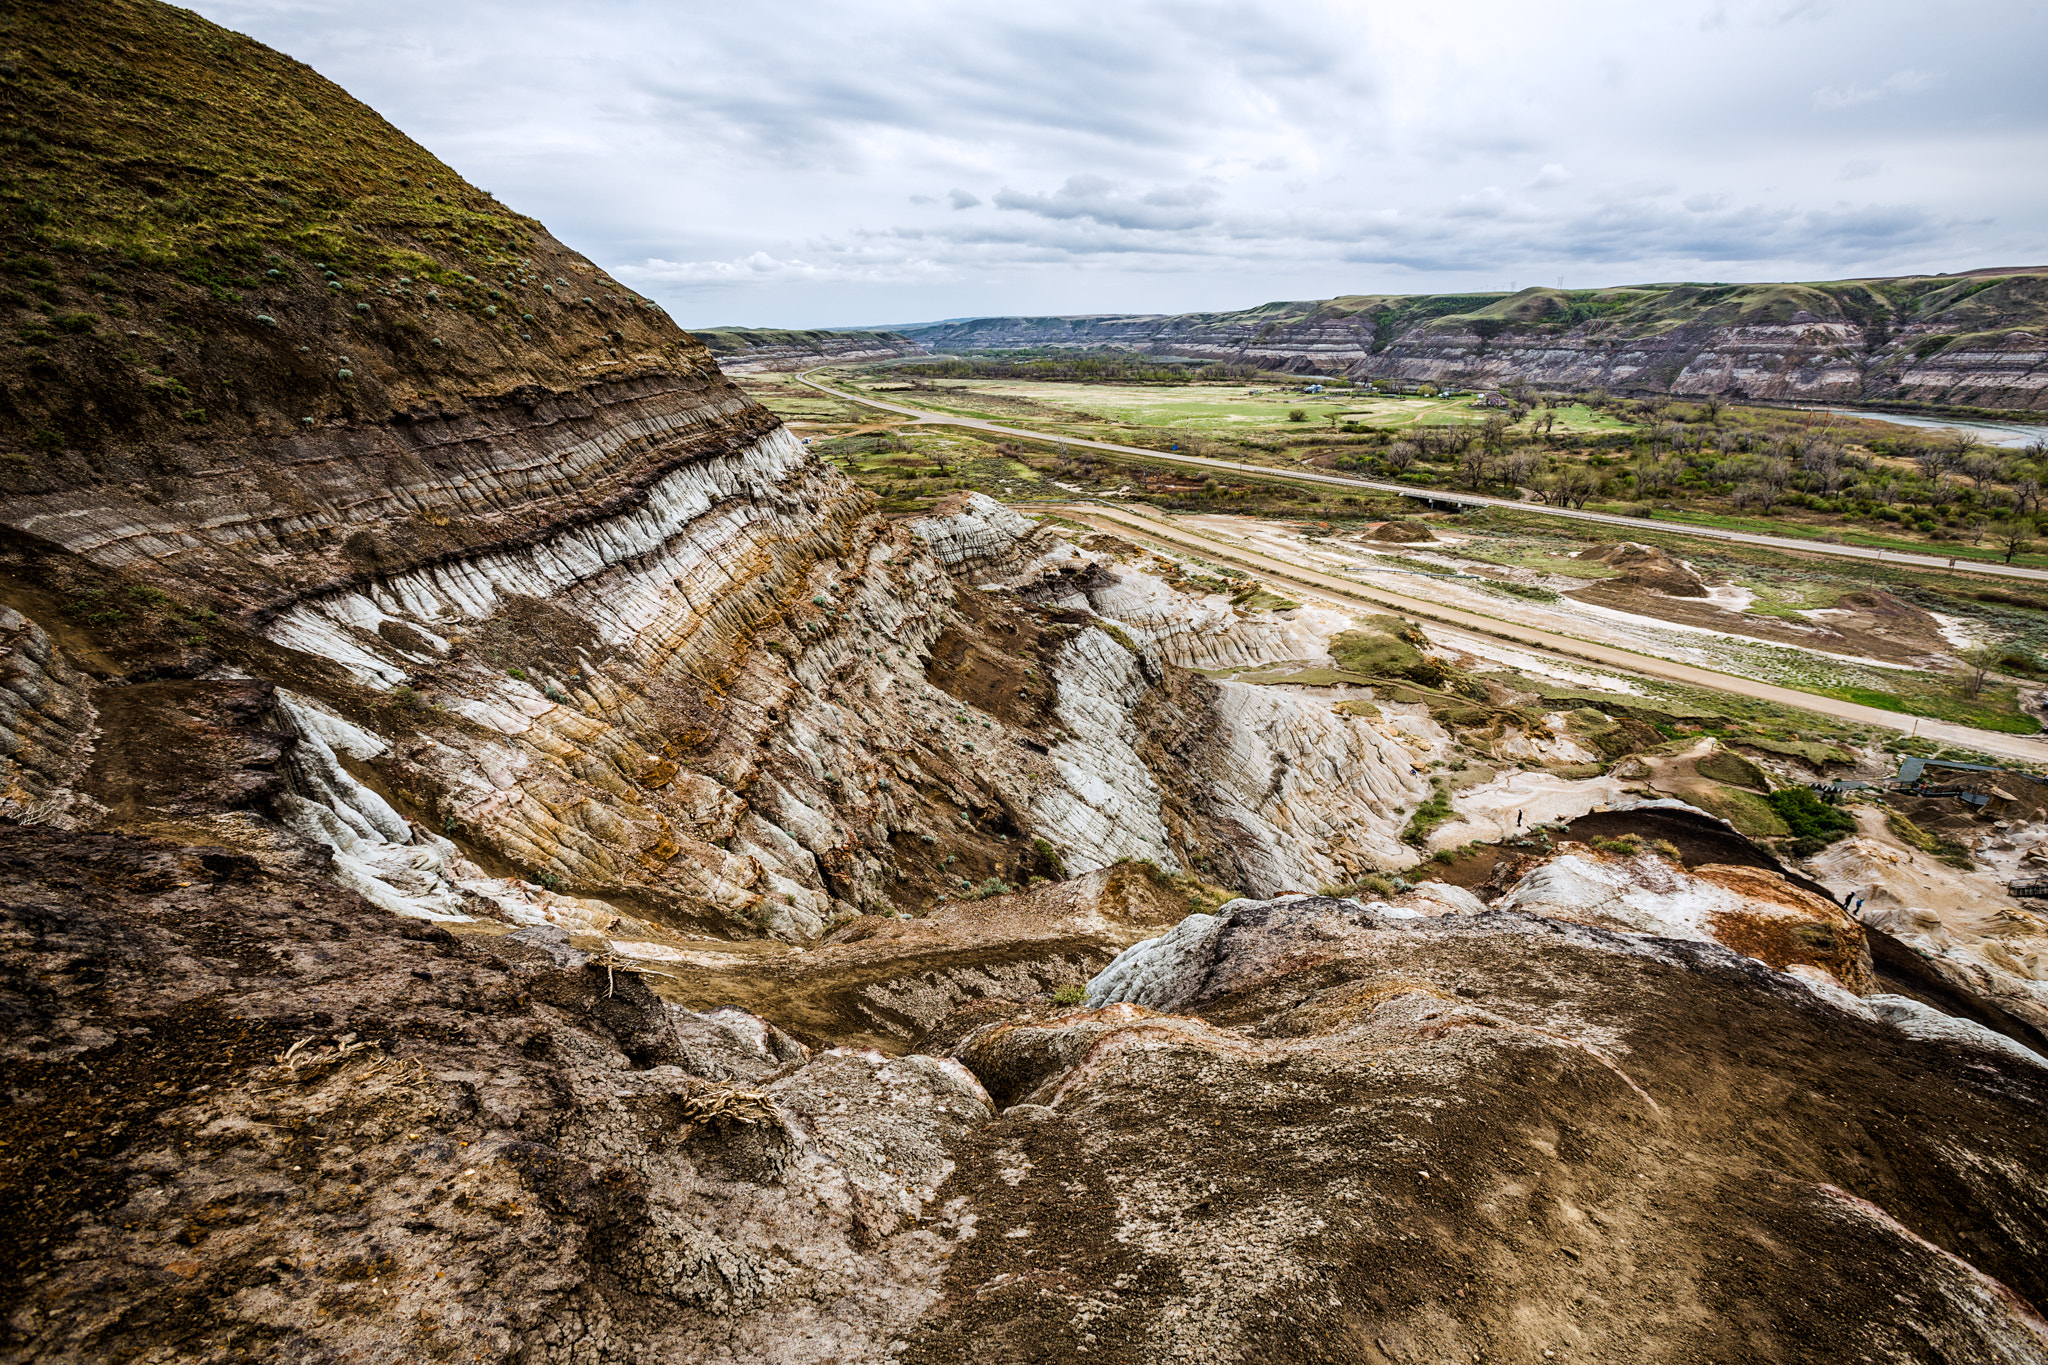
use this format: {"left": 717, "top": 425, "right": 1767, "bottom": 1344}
{"left": 796, "top": 371, "right": 2048, "bottom": 584}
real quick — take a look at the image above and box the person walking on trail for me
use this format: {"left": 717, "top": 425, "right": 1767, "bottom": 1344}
{"left": 1516, "top": 811, "right": 1524, "bottom": 828}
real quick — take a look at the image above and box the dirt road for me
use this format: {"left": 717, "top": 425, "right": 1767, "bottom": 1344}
{"left": 797, "top": 372, "right": 2048, "bottom": 584}
{"left": 1038, "top": 501, "right": 2048, "bottom": 765}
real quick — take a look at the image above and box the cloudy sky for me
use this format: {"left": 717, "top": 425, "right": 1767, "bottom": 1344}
{"left": 191, "top": 0, "right": 2047, "bottom": 329}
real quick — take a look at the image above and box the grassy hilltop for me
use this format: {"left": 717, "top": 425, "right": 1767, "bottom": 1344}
{"left": 0, "top": 0, "right": 699, "bottom": 478}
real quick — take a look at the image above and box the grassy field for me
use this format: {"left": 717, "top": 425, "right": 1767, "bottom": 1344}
{"left": 803, "top": 358, "right": 2048, "bottom": 574}
{"left": 821, "top": 374, "right": 1631, "bottom": 440}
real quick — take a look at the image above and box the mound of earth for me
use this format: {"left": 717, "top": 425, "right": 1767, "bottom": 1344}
{"left": 929, "top": 893, "right": 2048, "bottom": 1363}
{"left": 1570, "top": 564, "right": 1952, "bottom": 666}
{"left": 1819, "top": 590, "right": 1953, "bottom": 655}
{"left": 1365, "top": 519, "right": 1438, "bottom": 543}
{"left": 1574, "top": 541, "right": 1711, "bottom": 596}
{"left": 11, "top": 836, "right": 2048, "bottom": 1365}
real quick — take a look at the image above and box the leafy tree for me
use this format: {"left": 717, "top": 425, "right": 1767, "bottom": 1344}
{"left": 1764, "top": 787, "right": 1856, "bottom": 854}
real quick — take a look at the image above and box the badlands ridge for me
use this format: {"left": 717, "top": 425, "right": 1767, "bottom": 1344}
{"left": 0, "top": 4, "right": 2044, "bottom": 1363}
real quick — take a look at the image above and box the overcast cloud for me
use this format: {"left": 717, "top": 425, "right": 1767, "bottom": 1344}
{"left": 189, "top": 0, "right": 2047, "bottom": 328}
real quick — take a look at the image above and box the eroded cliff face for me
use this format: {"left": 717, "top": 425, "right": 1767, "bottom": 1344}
{"left": 0, "top": 4, "right": 1448, "bottom": 959}
{"left": 900, "top": 273, "right": 2048, "bottom": 409}
{"left": 697, "top": 328, "right": 930, "bottom": 374}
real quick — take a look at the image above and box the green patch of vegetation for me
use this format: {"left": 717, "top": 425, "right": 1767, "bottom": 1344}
{"left": 1696, "top": 749, "right": 1771, "bottom": 791}
{"left": 1402, "top": 781, "right": 1456, "bottom": 846}
{"left": 1050, "top": 984, "right": 1087, "bottom": 1006}
{"left": 1687, "top": 785, "right": 1792, "bottom": 839}
{"left": 1367, "top": 553, "right": 1456, "bottom": 576}
{"left": 1734, "top": 737, "right": 1859, "bottom": 767}
{"left": 1320, "top": 873, "right": 1398, "bottom": 900}
{"left": 1765, "top": 788, "right": 1857, "bottom": 854}
{"left": 1885, "top": 810, "right": 1976, "bottom": 870}
{"left": 1328, "top": 616, "right": 1451, "bottom": 686}
{"left": 1476, "top": 579, "right": 1561, "bottom": 603}
{"left": 1816, "top": 684, "right": 2041, "bottom": 735}
{"left": 1229, "top": 586, "right": 1300, "bottom": 611}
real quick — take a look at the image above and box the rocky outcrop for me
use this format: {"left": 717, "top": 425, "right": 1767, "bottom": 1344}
{"left": 696, "top": 328, "right": 929, "bottom": 374}
{"left": 900, "top": 271, "right": 2048, "bottom": 410}
{"left": 11, "top": 838, "right": 2048, "bottom": 1365}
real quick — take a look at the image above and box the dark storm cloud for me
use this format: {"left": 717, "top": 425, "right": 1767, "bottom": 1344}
{"left": 191, "top": 0, "right": 2048, "bottom": 325}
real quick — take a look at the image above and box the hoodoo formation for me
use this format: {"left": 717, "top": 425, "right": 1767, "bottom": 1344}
{"left": 0, "top": 4, "right": 2044, "bottom": 1364}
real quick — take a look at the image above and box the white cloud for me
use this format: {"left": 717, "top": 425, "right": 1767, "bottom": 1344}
{"left": 993, "top": 175, "right": 1223, "bottom": 230}
{"left": 185, "top": 1, "right": 2046, "bottom": 325}
{"left": 1812, "top": 67, "right": 1945, "bottom": 111}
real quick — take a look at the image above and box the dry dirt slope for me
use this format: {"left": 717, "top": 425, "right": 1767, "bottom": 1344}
{"left": 3, "top": 837, "right": 2047, "bottom": 1364}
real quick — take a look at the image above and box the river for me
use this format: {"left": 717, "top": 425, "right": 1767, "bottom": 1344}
{"left": 1796, "top": 407, "right": 2048, "bottom": 449}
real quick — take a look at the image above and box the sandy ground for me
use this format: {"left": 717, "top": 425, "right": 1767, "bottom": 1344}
{"left": 1055, "top": 505, "right": 2048, "bottom": 765}
{"left": 1429, "top": 769, "right": 1633, "bottom": 850}
{"left": 1177, "top": 513, "right": 1931, "bottom": 676}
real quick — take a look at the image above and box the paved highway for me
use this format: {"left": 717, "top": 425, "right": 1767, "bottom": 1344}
{"left": 1036, "top": 502, "right": 2048, "bottom": 765}
{"left": 796, "top": 371, "right": 2048, "bottom": 584}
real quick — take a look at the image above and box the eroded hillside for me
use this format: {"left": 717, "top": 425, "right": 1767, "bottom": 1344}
{"left": 900, "top": 272, "right": 2048, "bottom": 411}
{"left": 1, "top": 5, "right": 2046, "bottom": 1363}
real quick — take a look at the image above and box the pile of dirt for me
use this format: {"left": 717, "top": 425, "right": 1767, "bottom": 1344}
{"left": 1822, "top": 589, "right": 1953, "bottom": 656}
{"left": 1574, "top": 541, "right": 1710, "bottom": 596}
{"left": 1365, "top": 519, "right": 1437, "bottom": 543}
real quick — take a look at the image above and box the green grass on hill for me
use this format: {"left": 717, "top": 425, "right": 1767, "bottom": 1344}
{"left": 1816, "top": 685, "right": 2042, "bottom": 735}
{"left": 0, "top": 0, "right": 539, "bottom": 280}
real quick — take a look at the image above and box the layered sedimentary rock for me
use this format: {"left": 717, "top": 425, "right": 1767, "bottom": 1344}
{"left": 696, "top": 327, "right": 930, "bottom": 374}
{"left": 0, "top": 5, "right": 1439, "bottom": 953}
{"left": 901, "top": 271, "right": 2048, "bottom": 409}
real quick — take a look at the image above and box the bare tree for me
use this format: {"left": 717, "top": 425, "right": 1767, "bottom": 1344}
{"left": 1503, "top": 449, "right": 1543, "bottom": 485}
{"left": 1734, "top": 480, "right": 1783, "bottom": 512}
{"left": 1458, "top": 444, "right": 1492, "bottom": 489}
{"left": 1536, "top": 465, "right": 1601, "bottom": 509}
{"left": 1959, "top": 452, "right": 2003, "bottom": 488}
{"left": 2012, "top": 474, "right": 2042, "bottom": 517}
{"left": 1955, "top": 644, "right": 1998, "bottom": 699}
{"left": 1383, "top": 441, "right": 1418, "bottom": 473}
{"left": 1989, "top": 517, "right": 2038, "bottom": 564}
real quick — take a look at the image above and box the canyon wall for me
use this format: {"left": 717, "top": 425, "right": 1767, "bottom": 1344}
{"left": 901, "top": 272, "right": 2048, "bottom": 411}
{"left": 697, "top": 327, "right": 930, "bottom": 373}
{"left": 0, "top": 0, "right": 1426, "bottom": 948}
